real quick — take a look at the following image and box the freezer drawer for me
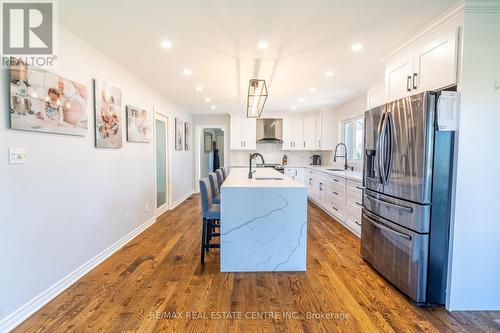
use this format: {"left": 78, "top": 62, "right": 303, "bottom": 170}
{"left": 363, "top": 188, "right": 431, "bottom": 233}
{"left": 361, "top": 209, "right": 429, "bottom": 303}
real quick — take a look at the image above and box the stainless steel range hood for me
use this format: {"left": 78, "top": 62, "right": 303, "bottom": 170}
{"left": 256, "top": 118, "right": 283, "bottom": 143}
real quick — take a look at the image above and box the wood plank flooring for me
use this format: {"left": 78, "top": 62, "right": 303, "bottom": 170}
{"left": 14, "top": 195, "right": 500, "bottom": 332}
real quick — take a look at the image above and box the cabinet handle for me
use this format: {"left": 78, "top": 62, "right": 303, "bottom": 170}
{"left": 319, "top": 183, "right": 323, "bottom": 191}
{"left": 332, "top": 191, "right": 338, "bottom": 195}
{"left": 356, "top": 186, "right": 364, "bottom": 190}
{"left": 332, "top": 206, "right": 338, "bottom": 211}
{"left": 355, "top": 201, "right": 362, "bottom": 207}
{"left": 333, "top": 179, "right": 339, "bottom": 182}
{"left": 412, "top": 73, "right": 418, "bottom": 90}
{"left": 319, "top": 140, "right": 321, "bottom": 148}
{"left": 304, "top": 141, "right": 306, "bottom": 148}
{"left": 407, "top": 75, "right": 412, "bottom": 92}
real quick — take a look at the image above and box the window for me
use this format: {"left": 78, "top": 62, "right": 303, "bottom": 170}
{"left": 341, "top": 116, "right": 364, "bottom": 162}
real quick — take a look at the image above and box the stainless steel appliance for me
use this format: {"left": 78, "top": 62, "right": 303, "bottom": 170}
{"left": 361, "top": 91, "right": 455, "bottom": 305}
{"left": 311, "top": 155, "right": 321, "bottom": 165}
{"left": 256, "top": 119, "right": 283, "bottom": 143}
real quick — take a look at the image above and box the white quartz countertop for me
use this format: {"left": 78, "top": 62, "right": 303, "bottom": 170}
{"left": 307, "top": 165, "right": 363, "bottom": 182}
{"left": 223, "top": 167, "right": 306, "bottom": 188}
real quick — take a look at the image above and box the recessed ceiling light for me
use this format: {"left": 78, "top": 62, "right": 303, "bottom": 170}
{"left": 161, "top": 40, "right": 172, "bottom": 49}
{"left": 204, "top": 97, "right": 211, "bottom": 102}
{"left": 258, "top": 40, "right": 269, "bottom": 49}
{"left": 183, "top": 68, "right": 192, "bottom": 76}
{"left": 291, "top": 106, "right": 296, "bottom": 110}
{"left": 210, "top": 105, "right": 216, "bottom": 110}
{"left": 298, "top": 98, "right": 305, "bottom": 103}
{"left": 195, "top": 85, "right": 204, "bottom": 92}
{"left": 351, "top": 43, "right": 363, "bottom": 51}
{"left": 324, "top": 71, "right": 334, "bottom": 78}
{"left": 309, "top": 87, "right": 317, "bottom": 93}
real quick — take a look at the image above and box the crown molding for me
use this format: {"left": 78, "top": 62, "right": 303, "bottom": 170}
{"left": 382, "top": 1, "right": 465, "bottom": 62}
{"left": 465, "top": 0, "right": 500, "bottom": 13}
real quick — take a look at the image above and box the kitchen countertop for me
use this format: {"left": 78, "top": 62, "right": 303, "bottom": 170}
{"left": 223, "top": 167, "right": 305, "bottom": 188}
{"left": 306, "top": 165, "right": 363, "bottom": 182}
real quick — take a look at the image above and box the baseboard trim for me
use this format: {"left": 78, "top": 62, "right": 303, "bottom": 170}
{"left": 0, "top": 216, "right": 157, "bottom": 333}
{"left": 170, "top": 190, "right": 195, "bottom": 210}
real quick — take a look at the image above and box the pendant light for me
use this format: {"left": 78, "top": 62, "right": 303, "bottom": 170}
{"left": 247, "top": 79, "right": 268, "bottom": 118}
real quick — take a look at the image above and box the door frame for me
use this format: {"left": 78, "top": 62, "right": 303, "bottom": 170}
{"left": 154, "top": 111, "right": 171, "bottom": 217}
{"left": 194, "top": 124, "right": 229, "bottom": 192}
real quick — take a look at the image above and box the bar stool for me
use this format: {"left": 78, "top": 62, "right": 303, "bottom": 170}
{"left": 208, "top": 172, "right": 221, "bottom": 204}
{"left": 215, "top": 169, "right": 224, "bottom": 191}
{"left": 221, "top": 167, "right": 228, "bottom": 180}
{"left": 199, "top": 178, "right": 220, "bottom": 265}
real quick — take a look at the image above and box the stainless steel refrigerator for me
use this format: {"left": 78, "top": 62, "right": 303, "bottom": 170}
{"left": 361, "top": 91, "right": 455, "bottom": 305}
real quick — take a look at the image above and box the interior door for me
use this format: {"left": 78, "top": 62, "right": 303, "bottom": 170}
{"left": 155, "top": 114, "right": 169, "bottom": 216}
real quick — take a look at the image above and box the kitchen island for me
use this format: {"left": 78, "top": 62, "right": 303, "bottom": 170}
{"left": 220, "top": 167, "right": 307, "bottom": 272}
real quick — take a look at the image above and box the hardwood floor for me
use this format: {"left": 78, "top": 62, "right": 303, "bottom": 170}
{"left": 15, "top": 195, "right": 500, "bottom": 332}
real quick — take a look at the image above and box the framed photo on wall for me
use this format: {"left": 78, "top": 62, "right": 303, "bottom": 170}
{"left": 126, "top": 105, "right": 150, "bottom": 143}
{"left": 9, "top": 57, "right": 88, "bottom": 136}
{"left": 184, "top": 122, "right": 191, "bottom": 151}
{"left": 93, "top": 79, "right": 123, "bottom": 148}
{"left": 175, "top": 117, "right": 184, "bottom": 150}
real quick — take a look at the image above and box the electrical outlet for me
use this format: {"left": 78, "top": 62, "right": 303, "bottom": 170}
{"left": 145, "top": 202, "right": 150, "bottom": 212}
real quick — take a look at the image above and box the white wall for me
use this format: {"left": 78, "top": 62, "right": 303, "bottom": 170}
{"left": 0, "top": 24, "right": 193, "bottom": 326}
{"left": 447, "top": 2, "right": 500, "bottom": 310}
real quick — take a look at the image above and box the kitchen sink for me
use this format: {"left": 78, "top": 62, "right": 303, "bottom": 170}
{"left": 325, "top": 168, "right": 345, "bottom": 172}
{"left": 254, "top": 177, "right": 284, "bottom": 180}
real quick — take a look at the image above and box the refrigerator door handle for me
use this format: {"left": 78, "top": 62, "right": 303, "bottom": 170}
{"left": 383, "top": 112, "right": 394, "bottom": 184}
{"left": 365, "top": 193, "right": 414, "bottom": 213}
{"left": 363, "top": 212, "right": 412, "bottom": 240}
{"left": 377, "top": 113, "right": 387, "bottom": 185}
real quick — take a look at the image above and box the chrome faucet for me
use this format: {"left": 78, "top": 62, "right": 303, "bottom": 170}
{"left": 333, "top": 143, "right": 349, "bottom": 170}
{"left": 249, "top": 153, "right": 265, "bottom": 179}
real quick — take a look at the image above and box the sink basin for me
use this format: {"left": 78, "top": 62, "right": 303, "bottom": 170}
{"left": 254, "top": 177, "right": 284, "bottom": 180}
{"left": 325, "top": 168, "right": 345, "bottom": 172}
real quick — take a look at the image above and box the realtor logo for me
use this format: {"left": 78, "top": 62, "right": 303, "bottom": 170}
{"left": 2, "top": 1, "right": 53, "bottom": 54}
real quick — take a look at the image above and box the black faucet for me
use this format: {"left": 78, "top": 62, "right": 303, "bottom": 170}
{"left": 248, "top": 153, "right": 265, "bottom": 179}
{"left": 333, "top": 143, "right": 349, "bottom": 170}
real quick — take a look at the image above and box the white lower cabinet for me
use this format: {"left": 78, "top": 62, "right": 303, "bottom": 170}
{"left": 284, "top": 167, "right": 305, "bottom": 183}
{"left": 306, "top": 169, "right": 362, "bottom": 237}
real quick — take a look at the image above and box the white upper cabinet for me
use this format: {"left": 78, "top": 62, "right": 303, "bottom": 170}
{"left": 282, "top": 117, "right": 304, "bottom": 150}
{"left": 385, "top": 53, "right": 414, "bottom": 102}
{"left": 366, "top": 81, "right": 386, "bottom": 110}
{"left": 303, "top": 115, "right": 316, "bottom": 150}
{"left": 384, "top": 18, "right": 461, "bottom": 102}
{"left": 413, "top": 24, "right": 458, "bottom": 93}
{"left": 230, "top": 116, "right": 256, "bottom": 150}
{"left": 315, "top": 111, "right": 335, "bottom": 151}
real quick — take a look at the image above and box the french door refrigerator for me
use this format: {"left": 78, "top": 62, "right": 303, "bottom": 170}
{"left": 361, "top": 91, "right": 454, "bottom": 305}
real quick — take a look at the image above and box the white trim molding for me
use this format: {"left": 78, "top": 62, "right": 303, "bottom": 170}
{"left": 382, "top": 1, "right": 465, "bottom": 62}
{"left": 465, "top": 0, "right": 500, "bottom": 13}
{"left": 0, "top": 216, "right": 157, "bottom": 333}
{"left": 170, "top": 190, "right": 195, "bottom": 210}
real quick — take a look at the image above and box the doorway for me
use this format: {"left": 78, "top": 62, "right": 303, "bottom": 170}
{"left": 155, "top": 113, "right": 169, "bottom": 216}
{"left": 195, "top": 126, "right": 227, "bottom": 189}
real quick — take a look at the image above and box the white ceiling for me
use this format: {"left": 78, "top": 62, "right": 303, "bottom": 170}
{"left": 59, "top": 0, "right": 459, "bottom": 115}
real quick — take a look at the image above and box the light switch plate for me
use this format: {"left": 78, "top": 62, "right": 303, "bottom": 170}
{"left": 9, "top": 148, "right": 27, "bottom": 164}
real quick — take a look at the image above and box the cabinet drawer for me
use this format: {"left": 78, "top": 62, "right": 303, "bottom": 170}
{"left": 328, "top": 176, "right": 346, "bottom": 193}
{"left": 347, "top": 179, "right": 363, "bottom": 194}
{"left": 347, "top": 212, "right": 362, "bottom": 226}
{"left": 327, "top": 188, "right": 345, "bottom": 204}
{"left": 346, "top": 200, "right": 362, "bottom": 217}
